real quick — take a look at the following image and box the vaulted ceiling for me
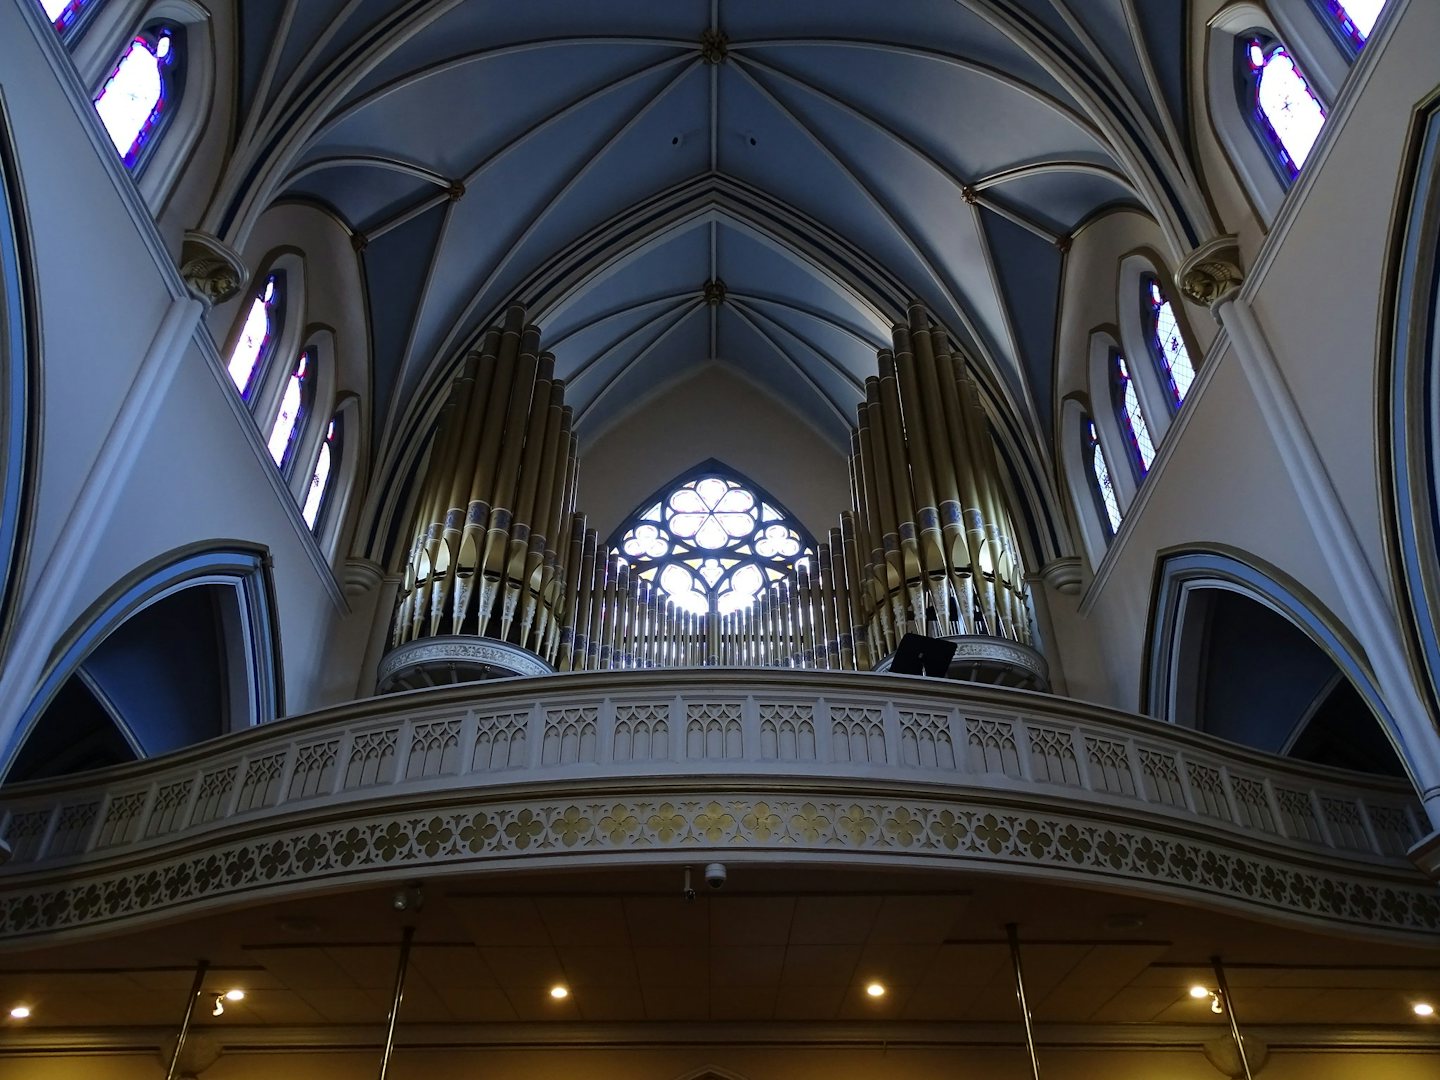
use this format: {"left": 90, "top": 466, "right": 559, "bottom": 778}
{"left": 218, "top": 1, "right": 1199, "bottom": 457}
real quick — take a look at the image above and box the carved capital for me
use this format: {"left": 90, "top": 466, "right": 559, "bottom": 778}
{"left": 1178, "top": 235, "right": 1244, "bottom": 309}
{"left": 1039, "top": 556, "right": 1084, "bottom": 595}
{"left": 178, "top": 230, "right": 247, "bottom": 307}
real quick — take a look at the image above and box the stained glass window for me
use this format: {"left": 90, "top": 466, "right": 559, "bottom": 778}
{"left": 1084, "top": 418, "right": 1121, "bottom": 536}
{"left": 1144, "top": 277, "right": 1196, "bottom": 409}
{"left": 1111, "top": 353, "right": 1156, "bottom": 475}
{"left": 612, "top": 469, "right": 812, "bottom": 616}
{"left": 302, "top": 418, "right": 340, "bottom": 528}
{"left": 1240, "top": 36, "right": 1326, "bottom": 180}
{"left": 227, "top": 276, "right": 281, "bottom": 399}
{"left": 40, "top": 0, "right": 96, "bottom": 37}
{"left": 93, "top": 25, "right": 182, "bottom": 170}
{"left": 267, "top": 351, "right": 313, "bottom": 471}
{"left": 1318, "top": 0, "right": 1385, "bottom": 52}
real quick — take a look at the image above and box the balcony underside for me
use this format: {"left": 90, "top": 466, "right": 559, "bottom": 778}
{"left": 0, "top": 669, "right": 1432, "bottom": 946}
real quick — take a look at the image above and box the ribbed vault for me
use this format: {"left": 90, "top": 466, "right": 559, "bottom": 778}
{"left": 206, "top": 1, "right": 1208, "bottom": 478}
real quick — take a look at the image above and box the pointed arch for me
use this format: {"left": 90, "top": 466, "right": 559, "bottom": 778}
{"left": 1383, "top": 90, "right": 1440, "bottom": 726}
{"left": 1143, "top": 548, "right": 1411, "bottom": 783}
{"left": 607, "top": 459, "right": 816, "bottom": 616}
{"left": 0, "top": 93, "right": 39, "bottom": 670}
{"left": 1, "top": 544, "right": 283, "bottom": 781}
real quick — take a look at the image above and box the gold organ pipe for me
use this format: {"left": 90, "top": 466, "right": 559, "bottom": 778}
{"left": 453, "top": 305, "right": 526, "bottom": 632}
{"left": 827, "top": 530, "right": 854, "bottom": 671}
{"left": 877, "top": 351, "right": 925, "bottom": 632}
{"left": 501, "top": 353, "right": 554, "bottom": 641}
{"left": 407, "top": 372, "right": 463, "bottom": 639}
{"left": 817, "top": 542, "right": 840, "bottom": 670}
{"left": 520, "top": 383, "right": 567, "bottom": 652}
{"left": 557, "top": 515, "right": 586, "bottom": 671}
{"left": 892, "top": 323, "right": 948, "bottom": 626}
{"left": 431, "top": 345, "right": 490, "bottom": 635}
{"left": 909, "top": 308, "right": 968, "bottom": 634}
{"left": 476, "top": 328, "right": 541, "bottom": 636}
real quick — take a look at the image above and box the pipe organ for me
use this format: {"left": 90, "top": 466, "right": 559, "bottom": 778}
{"left": 391, "top": 303, "right": 1035, "bottom": 686}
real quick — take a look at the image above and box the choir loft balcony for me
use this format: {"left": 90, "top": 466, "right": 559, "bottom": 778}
{"left": 0, "top": 669, "right": 1432, "bottom": 948}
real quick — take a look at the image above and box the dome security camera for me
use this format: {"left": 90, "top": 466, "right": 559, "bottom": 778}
{"left": 704, "top": 862, "right": 727, "bottom": 889}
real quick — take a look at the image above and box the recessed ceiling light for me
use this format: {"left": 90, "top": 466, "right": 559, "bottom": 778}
{"left": 224, "top": 989, "right": 245, "bottom": 1002}
{"left": 549, "top": 985, "right": 569, "bottom": 1000}
{"left": 1189, "top": 985, "right": 1210, "bottom": 999}
{"left": 1415, "top": 1002, "right": 1435, "bottom": 1017}
{"left": 9, "top": 1005, "right": 30, "bottom": 1020}
{"left": 865, "top": 982, "right": 886, "bottom": 998}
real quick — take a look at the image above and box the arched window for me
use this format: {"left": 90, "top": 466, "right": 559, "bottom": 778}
{"left": 1083, "top": 417, "right": 1121, "bottom": 537}
{"left": 39, "top": 0, "right": 99, "bottom": 39}
{"left": 1313, "top": 0, "right": 1386, "bottom": 54}
{"left": 93, "top": 23, "right": 183, "bottom": 170}
{"left": 302, "top": 416, "right": 340, "bottom": 529}
{"left": 266, "top": 351, "right": 314, "bottom": 473}
{"left": 1238, "top": 34, "right": 1327, "bottom": 181}
{"left": 226, "top": 275, "right": 282, "bottom": 400}
{"left": 612, "top": 467, "right": 812, "bottom": 616}
{"left": 1143, "top": 276, "right": 1197, "bottom": 411}
{"left": 1110, "top": 353, "right": 1156, "bottom": 476}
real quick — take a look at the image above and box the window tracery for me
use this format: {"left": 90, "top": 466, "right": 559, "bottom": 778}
{"left": 226, "top": 276, "right": 281, "bottom": 400}
{"left": 1111, "top": 353, "right": 1156, "bottom": 476}
{"left": 613, "top": 469, "right": 812, "bottom": 616}
{"left": 266, "top": 351, "right": 313, "bottom": 473}
{"left": 1143, "top": 277, "right": 1196, "bottom": 410}
{"left": 1239, "top": 35, "right": 1327, "bottom": 180}
{"left": 93, "top": 23, "right": 183, "bottom": 170}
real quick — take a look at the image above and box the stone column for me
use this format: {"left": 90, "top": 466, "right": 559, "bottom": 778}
{"left": 1180, "top": 236, "right": 1440, "bottom": 827}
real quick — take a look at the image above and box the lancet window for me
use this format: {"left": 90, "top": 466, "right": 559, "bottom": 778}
{"left": 226, "top": 276, "right": 282, "bottom": 400}
{"left": 39, "top": 0, "right": 97, "bottom": 38}
{"left": 1239, "top": 34, "right": 1326, "bottom": 180}
{"left": 1111, "top": 353, "right": 1156, "bottom": 476}
{"left": 302, "top": 417, "right": 340, "bottom": 529}
{"left": 1315, "top": 0, "right": 1385, "bottom": 53}
{"left": 93, "top": 24, "right": 183, "bottom": 170}
{"left": 613, "top": 469, "right": 812, "bottom": 616}
{"left": 1143, "top": 277, "right": 1196, "bottom": 411}
{"left": 266, "top": 351, "right": 313, "bottom": 473}
{"left": 1083, "top": 417, "right": 1122, "bottom": 537}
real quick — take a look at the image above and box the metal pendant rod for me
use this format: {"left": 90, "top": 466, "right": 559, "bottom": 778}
{"left": 377, "top": 925, "right": 416, "bottom": 1080}
{"left": 1212, "top": 955, "right": 1255, "bottom": 1080}
{"left": 1006, "top": 923, "right": 1042, "bottom": 1080}
{"left": 163, "top": 959, "right": 209, "bottom": 1080}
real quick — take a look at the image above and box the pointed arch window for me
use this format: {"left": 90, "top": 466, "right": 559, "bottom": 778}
{"left": 226, "top": 276, "right": 283, "bottom": 400}
{"left": 1143, "top": 277, "right": 1196, "bottom": 410}
{"left": 39, "top": 0, "right": 99, "bottom": 38}
{"left": 1083, "top": 417, "right": 1121, "bottom": 536}
{"left": 1238, "top": 35, "right": 1327, "bottom": 181}
{"left": 1314, "top": 0, "right": 1386, "bottom": 54}
{"left": 1111, "top": 353, "right": 1156, "bottom": 476}
{"left": 93, "top": 23, "right": 184, "bottom": 170}
{"left": 302, "top": 417, "right": 341, "bottom": 529}
{"left": 611, "top": 466, "right": 813, "bottom": 616}
{"left": 266, "top": 351, "right": 314, "bottom": 473}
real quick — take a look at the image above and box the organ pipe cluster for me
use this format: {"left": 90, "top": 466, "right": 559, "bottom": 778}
{"left": 395, "top": 305, "right": 579, "bottom": 659}
{"left": 845, "top": 303, "right": 1030, "bottom": 661}
{"left": 394, "top": 302, "right": 1029, "bottom": 673}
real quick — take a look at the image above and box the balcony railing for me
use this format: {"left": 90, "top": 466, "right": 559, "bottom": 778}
{"left": 0, "top": 669, "right": 1433, "bottom": 945}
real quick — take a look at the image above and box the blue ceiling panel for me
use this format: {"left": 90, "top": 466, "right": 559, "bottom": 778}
{"left": 361, "top": 200, "right": 449, "bottom": 435}
{"left": 977, "top": 206, "right": 1063, "bottom": 440}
